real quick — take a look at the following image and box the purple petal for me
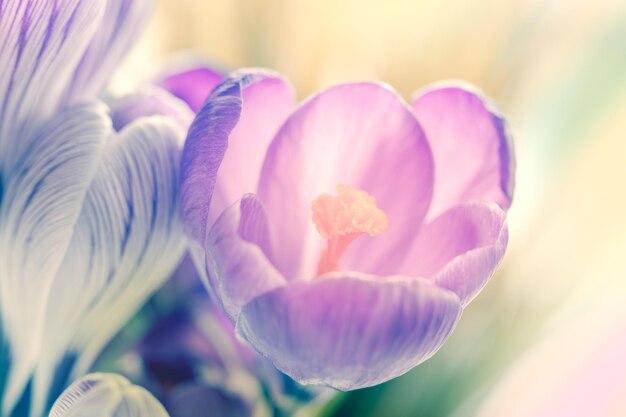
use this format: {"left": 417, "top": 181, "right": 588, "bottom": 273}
{"left": 107, "top": 86, "right": 195, "bottom": 132}
{"left": 0, "top": 0, "right": 106, "bottom": 167}
{"left": 206, "top": 195, "right": 286, "bottom": 320}
{"left": 140, "top": 311, "right": 220, "bottom": 386}
{"left": 400, "top": 202, "right": 508, "bottom": 306}
{"left": 257, "top": 82, "right": 434, "bottom": 279}
{"left": 64, "top": 0, "right": 155, "bottom": 103}
{"left": 412, "top": 83, "right": 515, "bottom": 219}
{"left": 167, "top": 384, "right": 252, "bottom": 417}
{"left": 237, "top": 274, "right": 461, "bottom": 390}
{"left": 180, "top": 69, "right": 294, "bottom": 244}
{"left": 156, "top": 64, "right": 225, "bottom": 113}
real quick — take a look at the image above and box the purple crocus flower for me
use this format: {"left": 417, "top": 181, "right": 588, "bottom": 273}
{"left": 0, "top": 1, "right": 187, "bottom": 415}
{"left": 180, "top": 69, "right": 514, "bottom": 390}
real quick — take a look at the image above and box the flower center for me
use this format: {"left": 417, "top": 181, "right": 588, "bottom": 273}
{"left": 311, "top": 184, "right": 388, "bottom": 275}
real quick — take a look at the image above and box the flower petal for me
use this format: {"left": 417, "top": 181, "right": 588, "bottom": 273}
{"left": 64, "top": 0, "right": 155, "bottom": 103}
{"left": 107, "top": 86, "right": 194, "bottom": 132}
{"left": 0, "top": 103, "right": 109, "bottom": 416}
{"left": 0, "top": 0, "right": 106, "bottom": 166}
{"left": 49, "top": 373, "right": 169, "bottom": 417}
{"left": 412, "top": 83, "right": 515, "bottom": 219}
{"left": 156, "top": 64, "right": 225, "bottom": 113}
{"left": 167, "top": 384, "right": 253, "bottom": 417}
{"left": 180, "top": 68, "right": 294, "bottom": 243}
{"left": 206, "top": 195, "right": 286, "bottom": 320}
{"left": 237, "top": 274, "right": 461, "bottom": 390}
{"left": 400, "top": 202, "right": 508, "bottom": 306}
{"left": 257, "top": 82, "right": 434, "bottom": 278}
{"left": 30, "top": 114, "right": 186, "bottom": 414}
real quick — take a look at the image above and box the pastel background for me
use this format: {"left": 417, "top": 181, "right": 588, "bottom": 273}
{"left": 111, "top": 1, "right": 626, "bottom": 416}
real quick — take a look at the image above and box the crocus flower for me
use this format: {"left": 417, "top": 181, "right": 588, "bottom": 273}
{"left": 180, "top": 69, "right": 514, "bottom": 390}
{"left": 0, "top": 1, "right": 187, "bottom": 415}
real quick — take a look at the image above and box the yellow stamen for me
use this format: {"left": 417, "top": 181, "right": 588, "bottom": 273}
{"left": 311, "top": 184, "right": 388, "bottom": 275}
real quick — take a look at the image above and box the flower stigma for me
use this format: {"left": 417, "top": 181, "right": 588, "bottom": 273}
{"left": 311, "top": 184, "right": 388, "bottom": 275}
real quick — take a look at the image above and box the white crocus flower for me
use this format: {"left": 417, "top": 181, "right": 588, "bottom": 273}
{"left": 0, "top": 1, "right": 188, "bottom": 416}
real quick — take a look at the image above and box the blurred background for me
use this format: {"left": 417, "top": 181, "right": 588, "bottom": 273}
{"left": 109, "top": 0, "right": 626, "bottom": 416}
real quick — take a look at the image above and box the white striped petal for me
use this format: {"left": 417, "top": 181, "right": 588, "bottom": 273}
{"left": 0, "top": 103, "right": 110, "bottom": 416}
{"left": 31, "top": 114, "right": 185, "bottom": 415}
{"left": 64, "top": 0, "right": 155, "bottom": 103}
{"left": 0, "top": 0, "right": 154, "bottom": 170}
{"left": 49, "top": 373, "right": 169, "bottom": 417}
